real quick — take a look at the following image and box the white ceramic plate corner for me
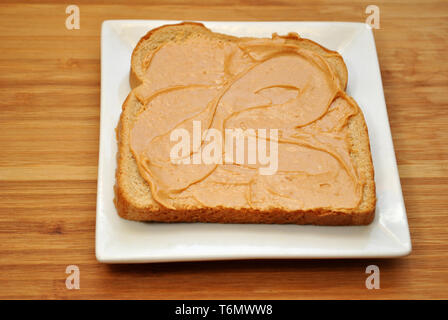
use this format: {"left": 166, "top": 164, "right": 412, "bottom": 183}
{"left": 96, "top": 20, "right": 411, "bottom": 263}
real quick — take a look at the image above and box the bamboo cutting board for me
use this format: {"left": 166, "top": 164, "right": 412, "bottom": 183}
{"left": 0, "top": 0, "right": 447, "bottom": 299}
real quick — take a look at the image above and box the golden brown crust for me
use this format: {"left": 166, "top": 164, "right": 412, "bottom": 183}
{"left": 115, "top": 190, "right": 374, "bottom": 226}
{"left": 115, "top": 22, "right": 376, "bottom": 225}
{"left": 129, "top": 67, "right": 141, "bottom": 89}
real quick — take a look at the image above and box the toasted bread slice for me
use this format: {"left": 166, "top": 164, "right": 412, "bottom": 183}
{"left": 114, "top": 22, "right": 375, "bottom": 225}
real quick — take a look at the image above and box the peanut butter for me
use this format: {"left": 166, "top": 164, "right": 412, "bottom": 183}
{"left": 130, "top": 34, "right": 365, "bottom": 210}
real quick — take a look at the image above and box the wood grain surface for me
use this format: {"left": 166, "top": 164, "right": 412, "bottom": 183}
{"left": 0, "top": 0, "right": 447, "bottom": 299}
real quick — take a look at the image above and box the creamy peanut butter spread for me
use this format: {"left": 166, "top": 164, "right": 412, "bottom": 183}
{"left": 130, "top": 34, "right": 365, "bottom": 210}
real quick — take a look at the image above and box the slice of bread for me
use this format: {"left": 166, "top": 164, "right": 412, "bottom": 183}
{"left": 114, "top": 22, "right": 376, "bottom": 225}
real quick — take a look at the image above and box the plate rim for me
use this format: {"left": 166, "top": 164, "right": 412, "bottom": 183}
{"left": 96, "top": 20, "right": 412, "bottom": 263}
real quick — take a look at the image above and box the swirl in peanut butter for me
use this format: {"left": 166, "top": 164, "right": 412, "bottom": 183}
{"left": 130, "top": 35, "right": 365, "bottom": 210}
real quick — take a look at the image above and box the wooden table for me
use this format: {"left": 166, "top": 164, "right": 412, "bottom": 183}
{"left": 1, "top": 0, "right": 447, "bottom": 299}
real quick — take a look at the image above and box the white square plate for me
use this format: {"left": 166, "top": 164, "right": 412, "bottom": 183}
{"left": 96, "top": 20, "right": 411, "bottom": 263}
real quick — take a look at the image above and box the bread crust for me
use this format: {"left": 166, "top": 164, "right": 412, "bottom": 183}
{"left": 115, "top": 22, "right": 376, "bottom": 225}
